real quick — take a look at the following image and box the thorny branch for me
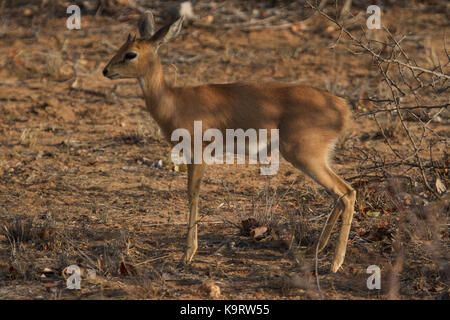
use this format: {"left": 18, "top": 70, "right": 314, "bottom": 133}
{"left": 306, "top": 0, "right": 449, "bottom": 198}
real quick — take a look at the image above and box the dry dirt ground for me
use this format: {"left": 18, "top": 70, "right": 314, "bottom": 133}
{"left": 0, "top": 2, "right": 448, "bottom": 299}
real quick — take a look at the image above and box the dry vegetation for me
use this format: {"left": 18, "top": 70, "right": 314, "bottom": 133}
{"left": 0, "top": 0, "right": 448, "bottom": 299}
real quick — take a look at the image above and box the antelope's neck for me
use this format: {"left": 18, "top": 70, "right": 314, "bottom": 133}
{"left": 138, "top": 61, "right": 174, "bottom": 129}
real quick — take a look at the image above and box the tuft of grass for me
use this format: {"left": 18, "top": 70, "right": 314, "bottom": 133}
{"left": 223, "top": 179, "right": 312, "bottom": 249}
{"left": 45, "top": 51, "right": 69, "bottom": 80}
{"left": 335, "top": 130, "right": 356, "bottom": 152}
{"left": 95, "top": 232, "right": 132, "bottom": 277}
{"left": 117, "top": 128, "right": 147, "bottom": 145}
{"left": 128, "top": 276, "right": 160, "bottom": 299}
{"left": 19, "top": 128, "right": 37, "bottom": 147}
{"left": 2, "top": 216, "right": 34, "bottom": 256}
{"left": 2, "top": 215, "right": 58, "bottom": 257}
{"left": 375, "top": 116, "right": 406, "bottom": 140}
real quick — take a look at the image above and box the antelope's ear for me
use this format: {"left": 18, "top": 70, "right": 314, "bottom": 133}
{"left": 150, "top": 16, "right": 184, "bottom": 49}
{"left": 138, "top": 10, "right": 156, "bottom": 39}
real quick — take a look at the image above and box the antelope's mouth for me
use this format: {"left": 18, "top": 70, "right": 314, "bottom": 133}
{"left": 106, "top": 73, "right": 120, "bottom": 79}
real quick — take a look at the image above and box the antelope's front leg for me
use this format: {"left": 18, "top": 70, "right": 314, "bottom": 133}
{"left": 181, "top": 163, "right": 206, "bottom": 265}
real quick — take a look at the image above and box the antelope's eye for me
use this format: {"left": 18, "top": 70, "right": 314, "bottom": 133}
{"left": 124, "top": 52, "right": 137, "bottom": 60}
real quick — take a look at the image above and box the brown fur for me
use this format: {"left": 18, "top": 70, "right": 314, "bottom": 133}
{"left": 103, "top": 13, "right": 356, "bottom": 273}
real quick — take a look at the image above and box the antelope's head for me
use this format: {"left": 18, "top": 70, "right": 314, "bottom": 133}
{"left": 103, "top": 11, "right": 184, "bottom": 80}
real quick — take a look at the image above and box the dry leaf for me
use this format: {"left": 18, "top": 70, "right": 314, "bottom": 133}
{"left": 118, "top": 262, "right": 137, "bottom": 276}
{"left": 435, "top": 177, "right": 446, "bottom": 194}
{"left": 42, "top": 282, "right": 58, "bottom": 288}
{"left": 174, "top": 163, "right": 187, "bottom": 172}
{"left": 366, "top": 211, "right": 380, "bottom": 217}
{"left": 250, "top": 226, "right": 268, "bottom": 240}
{"left": 241, "top": 218, "right": 259, "bottom": 235}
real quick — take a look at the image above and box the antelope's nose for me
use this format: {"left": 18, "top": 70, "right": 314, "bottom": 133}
{"left": 102, "top": 68, "right": 108, "bottom": 77}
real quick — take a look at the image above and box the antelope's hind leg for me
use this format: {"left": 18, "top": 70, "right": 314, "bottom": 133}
{"left": 282, "top": 142, "right": 356, "bottom": 273}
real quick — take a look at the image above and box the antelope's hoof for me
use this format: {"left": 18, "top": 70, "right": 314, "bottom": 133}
{"left": 179, "top": 247, "right": 197, "bottom": 266}
{"left": 330, "top": 257, "right": 344, "bottom": 273}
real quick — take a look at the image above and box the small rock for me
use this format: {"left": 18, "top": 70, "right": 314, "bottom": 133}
{"left": 360, "top": 132, "right": 371, "bottom": 142}
{"left": 432, "top": 116, "right": 442, "bottom": 123}
{"left": 198, "top": 281, "right": 221, "bottom": 299}
{"left": 23, "top": 8, "right": 33, "bottom": 16}
{"left": 162, "top": 272, "right": 178, "bottom": 281}
{"left": 86, "top": 268, "right": 97, "bottom": 280}
{"left": 142, "top": 157, "right": 152, "bottom": 165}
{"left": 179, "top": 1, "right": 195, "bottom": 20}
{"left": 152, "top": 159, "right": 163, "bottom": 168}
{"left": 203, "top": 15, "right": 214, "bottom": 24}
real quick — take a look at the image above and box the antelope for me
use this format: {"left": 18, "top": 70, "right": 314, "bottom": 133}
{"left": 103, "top": 11, "right": 356, "bottom": 273}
